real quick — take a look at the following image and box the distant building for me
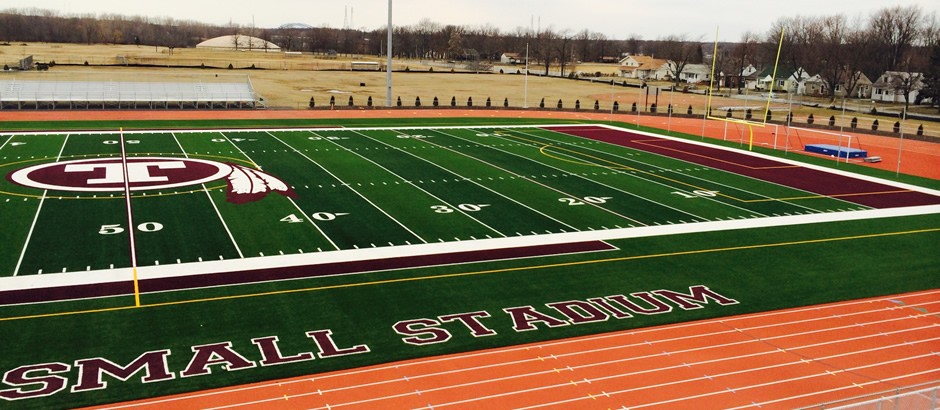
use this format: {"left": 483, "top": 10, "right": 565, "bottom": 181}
{"left": 619, "top": 55, "right": 668, "bottom": 80}
{"left": 872, "top": 71, "right": 924, "bottom": 103}
{"left": 500, "top": 53, "right": 524, "bottom": 64}
{"left": 196, "top": 35, "right": 281, "bottom": 52}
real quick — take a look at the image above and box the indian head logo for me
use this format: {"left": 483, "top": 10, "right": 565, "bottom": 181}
{"left": 6, "top": 157, "right": 296, "bottom": 204}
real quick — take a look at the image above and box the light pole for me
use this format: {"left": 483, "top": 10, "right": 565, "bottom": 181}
{"left": 386, "top": 0, "right": 392, "bottom": 107}
{"left": 524, "top": 43, "right": 529, "bottom": 109}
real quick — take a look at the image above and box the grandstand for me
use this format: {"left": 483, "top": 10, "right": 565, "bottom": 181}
{"left": 0, "top": 72, "right": 264, "bottom": 109}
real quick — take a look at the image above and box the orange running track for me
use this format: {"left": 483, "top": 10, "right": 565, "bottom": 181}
{"left": 93, "top": 289, "right": 940, "bottom": 410}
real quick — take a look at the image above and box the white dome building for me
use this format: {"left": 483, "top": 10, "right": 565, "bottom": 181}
{"left": 196, "top": 35, "right": 280, "bottom": 51}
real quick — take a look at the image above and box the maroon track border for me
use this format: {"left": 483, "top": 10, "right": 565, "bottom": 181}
{"left": 545, "top": 126, "right": 940, "bottom": 209}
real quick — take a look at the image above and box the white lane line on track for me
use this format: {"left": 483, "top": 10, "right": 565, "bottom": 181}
{"left": 94, "top": 292, "right": 940, "bottom": 409}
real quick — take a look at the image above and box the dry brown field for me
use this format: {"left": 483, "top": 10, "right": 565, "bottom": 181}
{"left": 2, "top": 42, "right": 938, "bottom": 137}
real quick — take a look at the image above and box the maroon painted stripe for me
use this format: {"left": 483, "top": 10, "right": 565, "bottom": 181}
{"left": 545, "top": 126, "right": 940, "bottom": 209}
{"left": 0, "top": 241, "right": 615, "bottom": 305}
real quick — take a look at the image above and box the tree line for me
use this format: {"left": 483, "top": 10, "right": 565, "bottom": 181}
{"left": 1, "top": 6, "right": 937, "bottom": 108}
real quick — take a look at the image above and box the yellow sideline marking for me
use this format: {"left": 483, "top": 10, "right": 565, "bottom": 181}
{"left": 1, "top": 227, "right": 938, "bottom": 322}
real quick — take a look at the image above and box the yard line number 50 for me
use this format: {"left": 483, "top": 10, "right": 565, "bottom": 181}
{"left": 99, "top": 222, "right": 164, "bottom": 235}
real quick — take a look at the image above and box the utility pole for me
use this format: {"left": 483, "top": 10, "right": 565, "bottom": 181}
{"left": 386, "top": 0, "right": 393, "bottom": 107}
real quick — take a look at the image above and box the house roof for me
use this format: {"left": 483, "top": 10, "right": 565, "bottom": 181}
{"left": 756, "top": 66, "right": 797, "bottom": 79}
{"left": 873, "top": 71, "right": 924, "bottom": 87}
{"left": 620, "top": 55, "right": 668, "bottom": 71}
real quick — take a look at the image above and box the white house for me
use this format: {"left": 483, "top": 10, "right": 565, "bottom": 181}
{"left": 500, "top": 52, "right": 523, "bottom": 64}
{"left": 678, "top": 63, "right": 711, "bottom": 84}
{"left": 802, "top": 74, "right": 828, "bottom": 96}
{"left": 871, "top": 71, "right": 924, "bottom": 103}
{"left": 753, "top": 67, "right": 810, "bottom": 93}
{"left": 618, "top": 55, "right": 668, "bottom": 80}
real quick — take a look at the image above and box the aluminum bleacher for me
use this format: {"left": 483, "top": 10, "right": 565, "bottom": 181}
{"left": 0, "top": 73, "right": 264, "bottom": 109}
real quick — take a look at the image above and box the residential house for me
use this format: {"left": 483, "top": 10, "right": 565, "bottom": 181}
{"left": 682, "top": 64, "right": 712, "bottom": 83}
{"left": 802, "top": 74, "right": 829, "bottom": 96}
{"left": 618, "top": 55, "right": 668, "bottom": 80}
{"left": 752, "top": 67, "right": 809, "bottom": 93}
{"left": 649, "top": 61, "right": 711, "bottom": 83}
{"left": 833, "top": 71, "right": 873, "bottom": 99}
{"left": 720, "top": 64, "right": 758, "bottom": 89}
{"left": 499, "top": 52, "right": 523, "bottom": 64}
{"left": 871, "top": 71, "right": 924, "bottom": 103}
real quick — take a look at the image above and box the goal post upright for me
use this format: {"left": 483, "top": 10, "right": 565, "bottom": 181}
{"left": 704, "top": 26, "right": 785, "bottom": 151}
{"left": 762, "top": 28, "right": 786, "bottom": 126}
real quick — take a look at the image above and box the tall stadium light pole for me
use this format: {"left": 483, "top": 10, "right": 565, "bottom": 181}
{"left": 386, "top": 0, "right": 393, "bottom": 107}
{"left": 523, "top": 43, "right": 529, "bottom": 109}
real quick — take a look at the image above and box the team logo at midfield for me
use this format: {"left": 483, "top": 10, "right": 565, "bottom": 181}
{"left": 7, "top": 157, "right": 296, "bottom": 204}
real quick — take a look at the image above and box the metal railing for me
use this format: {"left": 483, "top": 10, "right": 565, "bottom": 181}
{"left": 799, "top": 381, "right": 940, "bottom": 409}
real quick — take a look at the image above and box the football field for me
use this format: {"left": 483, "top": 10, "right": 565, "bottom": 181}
{"left": 1, "top": 122, "right": 938, "bottom": 408}
{"left": 4, "top": 124, "right": 929, "bottom": 280}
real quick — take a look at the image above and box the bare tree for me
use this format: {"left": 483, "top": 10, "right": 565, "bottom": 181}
{"left": 657, "top": 35, "right": 703, "bottom": 87}
{"left": 555, "top": 30, "right": 574, "bottom": 77}
{"left": 446, "top": 27, "right": 464, "bottom": 60}
{"left": 728, "top": 31, "right": 759, "bottom": 90}
{"left": 815, "top": 15, "right": 851, "bottom": 101}
{"left": 868, "top": 5, "right": 924, "bottom": 75}
{"left": 767, "top": 16, "right": 822, "bottom": 94}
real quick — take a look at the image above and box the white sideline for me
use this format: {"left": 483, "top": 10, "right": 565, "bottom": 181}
{"left": 1, "top": 204, "right": 938, "bottom": 295}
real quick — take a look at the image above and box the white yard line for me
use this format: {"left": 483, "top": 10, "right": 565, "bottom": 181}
{"left": 512, "top": 127, "right": 791, "bottom": 215}
{"left": 12, "top": 134, "right": 69, "bottom": 276}
{"left": 332, "top": 129, "right": 511, "bottom": 237}
{"left": 220, "top": 131, "right": 340, "bottom": 251}
{"left": 171, "top": 132, "right": 244, "bottom": 258}
{"left": 404, "top": 131, "right": 603, "bottom": 232}
{"left": 267, "top": 131, "right": 428, "bottom": 244}
{"left": 12, "top": 195, "right": 46, "bottom": 277}
{"left": 356, "top": 128, "right": 575, "bottom": 234}
{"left": 527, "top": 127, "right": 869, "bottom": 212}
{"left": 0, "top": 134, "right": 13, "bottom": 151}
{"left": 453, "top": 128, "right": 707, "bottom": 223}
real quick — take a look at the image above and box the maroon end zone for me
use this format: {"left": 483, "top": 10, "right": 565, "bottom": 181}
{"left": 547, "top": 126, "right": 940, "bottom": 209}
{"left": 0, "top": 241, "right": 615, "bottom": 305}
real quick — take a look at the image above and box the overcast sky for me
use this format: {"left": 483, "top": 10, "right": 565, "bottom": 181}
{"left": 5, "top": 0, "right": 938, "bottom": 41}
